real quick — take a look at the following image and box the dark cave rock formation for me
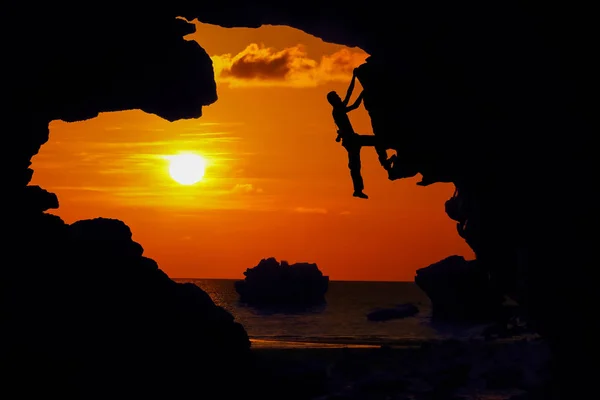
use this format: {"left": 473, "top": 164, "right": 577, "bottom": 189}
{"left": 4, "top": 1, "right": 597, "bottom": 398}
{"left": 235, "top": 257, "right": 329, "bottom": 307}
{"left": 5, "top": 217, "right": 251, "bottom": 397}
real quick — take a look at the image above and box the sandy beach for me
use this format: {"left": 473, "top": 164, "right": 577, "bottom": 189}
{"left": 249, "top": 337, "right": 550, "bottom": 400}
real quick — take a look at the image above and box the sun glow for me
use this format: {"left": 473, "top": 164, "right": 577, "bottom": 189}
{"left": 166, "top": 153, "right": 207, "bottom": 185}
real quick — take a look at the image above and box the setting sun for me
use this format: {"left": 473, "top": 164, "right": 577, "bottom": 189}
{"left": 167, "top": 153, "right": 206, "bottom": 185}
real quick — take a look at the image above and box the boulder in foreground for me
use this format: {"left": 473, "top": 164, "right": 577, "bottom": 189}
{"left": 5, "top": 216, "right": 252, "bottom": 398}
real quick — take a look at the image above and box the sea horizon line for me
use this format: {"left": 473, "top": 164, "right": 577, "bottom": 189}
{"left": 173, "top": 277, "right": 416, "bottom": 283}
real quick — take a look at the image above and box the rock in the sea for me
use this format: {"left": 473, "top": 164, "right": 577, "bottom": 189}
{"left": 367, "top": 303, "right": 419, "bottom": 321}
{"left": 415, "top": 255, "right": 504, "bottom": 322}
{"left": 235, "top": 257, "right": 329, "bottom": 306}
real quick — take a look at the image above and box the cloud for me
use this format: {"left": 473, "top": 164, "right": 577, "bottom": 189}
{"left": 231, "top": 183, "right": 263, "bottom": 194}
{"left": 212, "top": 44, "right": 369, "bottom": 88}
{"left": 294, "top": 207, "right": 328, "bottom": 214}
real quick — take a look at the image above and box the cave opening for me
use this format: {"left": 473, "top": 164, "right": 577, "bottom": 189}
{"left": 30, "top": 20, "right": 471, "bottom": 282}
{"left": 6, "top": 5, "right": 598, "bottom": 398}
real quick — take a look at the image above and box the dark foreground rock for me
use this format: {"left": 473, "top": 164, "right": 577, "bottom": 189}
{"left": 235, "top": 257, "right": 329, "bottom": 307}
{"left": 3, "top": 216, "right": 251, "bottom": 398}
{"left": 252, "top": 338, "right": 551, "bottom": 400}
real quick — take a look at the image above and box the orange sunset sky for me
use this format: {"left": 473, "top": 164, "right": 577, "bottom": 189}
{"left": 31, "top": 21, "right": 473, "bottom": 281}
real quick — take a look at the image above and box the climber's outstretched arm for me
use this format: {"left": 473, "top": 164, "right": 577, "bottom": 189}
{"left": 345, "top": 91, "right": 364, "bottom": 112}
{"left": 342, "top": 72, "right": 357, "bottom": 106}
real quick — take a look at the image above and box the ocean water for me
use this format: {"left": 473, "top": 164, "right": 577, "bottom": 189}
{"left": 177, "top": 279, "right": 484, "bottom": 347}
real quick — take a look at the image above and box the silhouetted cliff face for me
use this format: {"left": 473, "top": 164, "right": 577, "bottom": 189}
{"left": 4, "top": 2, "right": 596, "bottom": 398}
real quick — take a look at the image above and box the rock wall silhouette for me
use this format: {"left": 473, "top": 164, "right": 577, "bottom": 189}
{"left": 5, "top": 216, "right": 252, "bottom": 397}
{"left": 4, "top": 2, "right": 597, "bottom": 398}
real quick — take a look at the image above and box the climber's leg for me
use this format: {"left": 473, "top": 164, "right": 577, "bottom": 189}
{"left": 353, "top": 135, "right": 377, "bottom": 147}
{"left": 346, "top": 146, "right": 368, "bottom": 199}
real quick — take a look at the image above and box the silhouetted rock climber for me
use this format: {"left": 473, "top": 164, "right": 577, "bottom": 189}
{"left": 327, "top": 69, "right": 391, "bottom": 199}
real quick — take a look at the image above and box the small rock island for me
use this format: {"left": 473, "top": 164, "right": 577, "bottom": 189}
{"left": 235, "top": 257, "right": 329, "bottom": 306}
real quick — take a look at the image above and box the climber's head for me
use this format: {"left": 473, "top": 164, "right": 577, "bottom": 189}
{"left": 326, "top": 91, "right": 342, "bottom": 106}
